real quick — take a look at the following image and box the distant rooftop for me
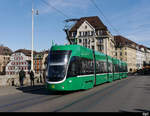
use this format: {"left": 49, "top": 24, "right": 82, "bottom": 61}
{"left": 14, "top": 49, "right": 37, "bottom": 56}
{"left": 0, "top": 45, "right": 12, "bottom": 55}
{"left": 114, "top": 35, "right": 149, "bottom": 49}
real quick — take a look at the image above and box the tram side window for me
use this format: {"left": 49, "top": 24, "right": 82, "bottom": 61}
{"left": 104, "top": 62, "right": 108, "bottom": 73}
{"left": 119, "top": 65, "right": 123, "bottom": 72}
{"left": 123, "top": 65, "right": 125, "bottom": 72}
{"left": 96, "top": 61, "right": 100, "bottom": 73}
{"left": 125, "top": 65, "right": 128, "bottom": 72}
{"left": 121, "top": 65, "right": 124, "bottom": 72}
{"left": 114, "top": 64, "right": 119, "bottom": 73}
{"left": 80, "top": 58, "right": 94, "bottom": 75}
{"left": 112, "top": 63, "right": 115, "bottom": 73}
{"left": 108, "top": 63, "right": 113, "bottom": 73}
{"left": 67, "top": 56, "right": 80, "bottom": 77}
{"left": 117, "top": 64, "right": 119, "bottom": 72}
{"left": 99, "top": 61, "right": 105, "bottom": 73}
{"left": 95, "top": 60, "right": 108, "bottom": 74}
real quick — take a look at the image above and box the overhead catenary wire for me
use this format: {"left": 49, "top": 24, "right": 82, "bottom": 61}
{"left": 41, "top": 0, "right": 70, "bottom": 19}
{"left": 90, "top": 0, "right": 122, "bottom": 35}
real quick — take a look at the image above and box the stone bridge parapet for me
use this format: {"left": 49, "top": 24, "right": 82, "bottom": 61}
{"left": 0, "top": 74, "right": 42, "bottom": 87}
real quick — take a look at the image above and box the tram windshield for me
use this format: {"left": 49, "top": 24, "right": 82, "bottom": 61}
{"left": 46, "top": 50, "right": 71, "bottom": 82}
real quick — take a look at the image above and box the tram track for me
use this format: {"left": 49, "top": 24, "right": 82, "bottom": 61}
{"left": 53, "top": 77, "right": 136, "bottom": 112}
{"left": 14, "top": 77, "right": 134, "bottom": 112}
{"left": 0, "top": 89, "right": 65, "bottom": 112}
{"left": 0, "top": 76, "right": 137, "bottom": 112}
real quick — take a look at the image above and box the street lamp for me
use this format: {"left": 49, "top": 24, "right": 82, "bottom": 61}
{"left": 31, "top": 0, "right": 38, "bottom": 71}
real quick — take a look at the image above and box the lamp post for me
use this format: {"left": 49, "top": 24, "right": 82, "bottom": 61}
{"left": 31, "top": 0, "right": 38, "bottom": 71}
{"left": 31, "top": 0, "right": 34, "bottom": 71}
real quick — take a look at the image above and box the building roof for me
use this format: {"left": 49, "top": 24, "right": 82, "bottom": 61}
{"left": 69, "top": 16, "right": 108, "bottom": 32}
{"left": 14, "top": 49, "right": 37, "bottom": 56}
{"left": 0, "top": 45, "right": 12, "bottom": 55}
{"left": 114, "top": 35, "right": 137, "bottom": 48}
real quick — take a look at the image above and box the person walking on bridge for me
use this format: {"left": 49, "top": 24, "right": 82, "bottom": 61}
{"left": 29, "top": 70, "right": 35, "bottom": 87}
{"left": 19, "top": 68, "right": 26, "bottom": 87}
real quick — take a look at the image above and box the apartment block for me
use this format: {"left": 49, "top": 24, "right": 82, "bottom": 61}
{"left": 114, "top": 35, "right": 137, "bottom": 72}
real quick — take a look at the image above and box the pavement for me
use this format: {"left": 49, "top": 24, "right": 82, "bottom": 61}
{"left": 0, "top": 83, "right": 45, "bottom": 96}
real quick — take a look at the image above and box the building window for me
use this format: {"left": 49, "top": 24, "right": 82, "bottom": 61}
{"left": 125, "top": 52, "right": 127, "bottom": 55}
{"left": 72, "top": 32, "right": 76, "bottom": 37}
{"left": 92, "top": 38, "right": 94, "bottom": 42}
{"left": 91, "top": 31, "right": 94, "bottom": 36}
{"left": 85, "top": 31, "right": 87, "bottom": 36}
{"left": 98, "top": 45, "right": 104, "bottom": 51}
{"left": 79, "top": 32, "right": 81, "bottom": 37}
{"left": 88, "top": 31, "right": 90, "bottom": 36}
{"left": 120, "top": 52, "right": 122, "bottom": 56}
{"left": 98, "top": 39, "right": 103, "bottom": 43}
{"left": 79, "top": 39, "right": 82, "bottom": 43}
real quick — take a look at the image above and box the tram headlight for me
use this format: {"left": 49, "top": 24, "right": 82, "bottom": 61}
{"left": 69, "top": 80, "right": 72, "bottom": 83}
{"left": 62, "top": 86, "right": 64, "bottom": 89}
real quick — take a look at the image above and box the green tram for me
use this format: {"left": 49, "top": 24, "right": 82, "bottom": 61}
{"left": 45, "top": 45, "right": 128, "bottom": 91}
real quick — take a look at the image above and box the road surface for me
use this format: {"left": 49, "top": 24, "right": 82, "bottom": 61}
{"left": 0, "top": 75, "right": 150, "bottom": 112}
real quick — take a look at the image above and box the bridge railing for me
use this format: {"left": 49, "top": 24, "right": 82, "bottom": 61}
{"left": 0, "top": 74, "right": 43, "bottom": 87}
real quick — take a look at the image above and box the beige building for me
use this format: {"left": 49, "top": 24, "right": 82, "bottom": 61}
{"left": 68, "top": 16, "right": 115, "bottom": 58}
{"left": 33, "top": 50, "right": 48, "bottom": 74}
{"left": 114, "top": 35, "right": 137, "bottom": 72}
{"left": 145, "top": 48, "right": 150, "bottom": 65}
{"left": 0, "top": 45, "right": 12, "bottom": 74}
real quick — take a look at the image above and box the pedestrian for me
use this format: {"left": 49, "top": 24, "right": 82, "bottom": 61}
{"left": 29, "top": 70, "right": 34, "bottom": 87}
{"left": 40, "top": 71, "right": 43, "bottom": 83}
{"left": 42, "top": 69, "right": 46, "bottom": 83}
{"left": 19, "top": 68, "right": 26, "bottom": 87}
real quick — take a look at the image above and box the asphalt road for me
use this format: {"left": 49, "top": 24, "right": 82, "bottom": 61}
{"left": 0, "top": 75, "right": 150, "bottom": 112}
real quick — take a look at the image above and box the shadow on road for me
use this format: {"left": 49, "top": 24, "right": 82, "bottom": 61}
{"left": 16, "top": 85, "right": 79, "bottom": 96}
{"left": 119, "top": 109, "right": 131, "bottom": 112}
{"left": 119, "top": 109, "right": 150, "bottom": 112}
{"left": 134, "top": 109, "right": 150, "bottom": 112}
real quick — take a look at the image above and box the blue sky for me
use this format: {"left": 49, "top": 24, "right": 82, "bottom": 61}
{"left": 0, "top": 0, "right": 150, "bottom": 52}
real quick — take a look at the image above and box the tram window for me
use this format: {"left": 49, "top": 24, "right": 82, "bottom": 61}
{"left": 114, "top": 64, "right": 118, "bottom": 73}
{"left": 108, "top": 63, "right": 110, "bottom": 73}
{"left": 108, "top": 63, "right": 113, "bottom": 73}
{"left": 67, "top": 57, "right": 96, "bottom": 76}
{"left": 79, "top": 58, "right": 94, "bottom": 75}
{"left": 113, "top": 64, "right": 116, "bottom": 72}
{"left": 96, "top": 61, "right": 100, "bottom": 73}
{"left": 67, "top": 56, "right": 80, "bottom": 77}
{"left": 126, "top": 66, "right": 128, "bottom": 72}
{"left": 112, "top": 63, "right": 115, "bottom": 73}
{"left": 104, "top": 62, "right": 108, "bottom": 73}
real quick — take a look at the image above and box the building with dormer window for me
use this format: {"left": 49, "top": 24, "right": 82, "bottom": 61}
{"left": 68, "top": 16, "right": 115, "bottom": 58}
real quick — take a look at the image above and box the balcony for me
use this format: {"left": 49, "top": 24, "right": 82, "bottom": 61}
{"left": 96, "top": 42, "right": 103, "bottom": 46}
